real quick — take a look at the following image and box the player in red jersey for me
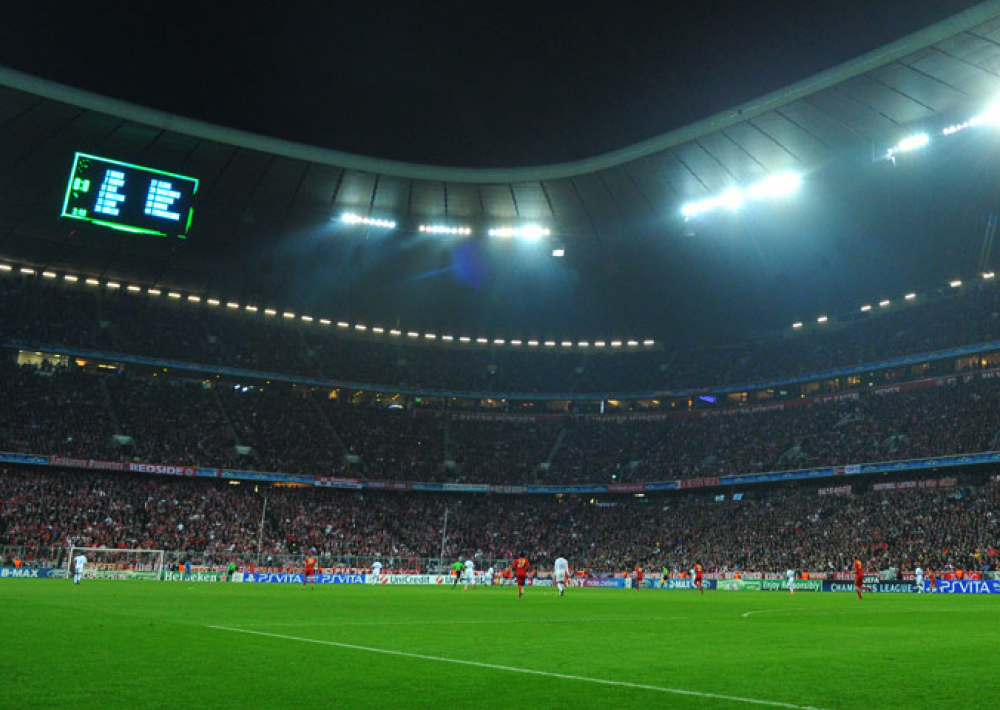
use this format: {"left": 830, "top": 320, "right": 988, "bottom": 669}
{"left": 634, "top": 567, "right": 644, "bottom": 591}
{"left": 694, "top": 563, "right": 704, "bottom": 595}
{"left": 853, "top": 558, "right": 866, "bottom": 600}
{"left": 927, "top": 568, "right": 937, "bottom": 592}
{"left": 303, "top": 553, "right": 317, "bottom": 586}
{"left": 513, "top": 557, "right": 531, "bottom": 599}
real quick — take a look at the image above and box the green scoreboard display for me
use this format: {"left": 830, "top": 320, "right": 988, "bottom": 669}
{"left": 61, "top": 153, "right": 199, "bottom": 238}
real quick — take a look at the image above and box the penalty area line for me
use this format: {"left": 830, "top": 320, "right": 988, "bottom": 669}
{"left": 208, "top": 625, "right": 830, "bottom": 710}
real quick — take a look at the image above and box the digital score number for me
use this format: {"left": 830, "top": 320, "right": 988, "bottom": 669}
{"left": 61, "top": 153, "right": 199, "bottom": 239}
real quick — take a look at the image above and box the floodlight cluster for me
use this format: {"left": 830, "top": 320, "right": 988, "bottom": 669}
{"left": 681, "top": 172, "right": 802, "bottom": 219}
{"left": 886, "top": 98, "right": 1000, "bottom": 160}
{"left": 341, "top": 213, "right": 396, "bottom": 229}
{"left": 0, "top": 260, "right": 655, "bottom": 354}
{"left": 419, "top": 224, "right": 472, "bottom": 236}
{"left": 792, "top": 272, "right": 997, "bottom": 331}
{"left": 487, "top": 225, "right": 551, "bottom": 240}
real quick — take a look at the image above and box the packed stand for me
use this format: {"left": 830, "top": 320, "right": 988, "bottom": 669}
{"left": 1, "top": 467, "right": 997, "bottom": 575}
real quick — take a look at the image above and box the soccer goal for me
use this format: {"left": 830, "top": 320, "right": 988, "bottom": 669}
{"left": 68, "top": 547, "right": 166, "bottom": 581}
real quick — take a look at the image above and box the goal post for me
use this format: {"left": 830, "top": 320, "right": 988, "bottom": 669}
{"left": 68, "top": 547, "right": 166, "bottom": 581}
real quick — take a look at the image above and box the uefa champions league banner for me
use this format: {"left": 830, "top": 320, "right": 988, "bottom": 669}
{"left": 367, "top": 574, "right": 494, "bottom": 585}
{"left": 235, "top": 572, "right": 365, "bottom": 584}
{"left": 823, "top": 581, "right": 920, "bottom": 593}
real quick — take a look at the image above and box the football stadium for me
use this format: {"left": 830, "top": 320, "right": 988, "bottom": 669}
{"left": 2, "top": 3, "right": 1000, "bottom": 708}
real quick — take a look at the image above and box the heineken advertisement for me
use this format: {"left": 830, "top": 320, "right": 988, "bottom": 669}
{"left": 716, "top": 579, "right": 821, "bottom": 592}
{"left": 160, "top": 571, "right": 227, "bottom": 582}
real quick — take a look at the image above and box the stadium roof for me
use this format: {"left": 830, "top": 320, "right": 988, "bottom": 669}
{"left": 3, "top": 1, "right": 1000, "bottom": 340}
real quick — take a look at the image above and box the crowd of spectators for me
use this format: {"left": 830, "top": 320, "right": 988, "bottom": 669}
{"left": 1, "top": 467, "right": 996, "bottom": 575}
{"left": 4, "top": 272, "right": 1000, "bottom": 393}
{"left": 3, "top": 359, "right": 1000, "bottom": 485}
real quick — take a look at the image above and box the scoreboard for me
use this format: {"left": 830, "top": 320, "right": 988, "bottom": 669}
{"left": 61, "top": 153, "right": 199, "bottom": 239}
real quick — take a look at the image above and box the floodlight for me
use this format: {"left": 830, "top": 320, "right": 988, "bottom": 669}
{"left": 354, "top": 324, "right": 367, "bottom": 331}
{"left": 528, "top": 340, "right": 539, "bottom": 346}
{"left": 627, "top": 340, "right": 639, "bottom": 347}
{"left": 42, "top": 271, "right": 57, "bottom": 279}
{"left": 85, "top": 278, "right": 100, "bottom": 286}
{"left": 544, "top": 341, "right": 556, "bottom": 347}
{"left": 719, "top": 188, "right": 744, "bottom": 210}
{"left": 20, "top": 267, "right": 35, "bottom": 275}
{"left": 510, "top": 339, "right": 522, "bottom": 346}
{"left": 168, "top": 292, "right": 181, "bottom": 299}
{"left": 817, "top": 316, "right": 828, "bottom": 323}
{"left": 561, "top": 341, "right": 573, "bottom": 347}
{"left": 578, "top": 341, "right": 589, "bottom": 347}
{"left": 459, "top": 336, "right": 471, "bottom": 342}
{"left": 65, "top": 275, "right": 79, "bottom": 282}
{"left": 227, "top": 302, "right": 240, "bottom": 309}
{"left": 792, "top": 322, "right": 803, "bottom": 329}
{"left": 337, "top": 321, "right": 349, "bottom": 328}
{"left": 264, "top": 309, "right": 277, "bottom": 316}
{"left": 552, "top": 248, "right": 565, "bottom": 257}
{"left": 950, "top": 280, "right": 962, "bottom": 288}
{"left": 611, "top": 340, "right": 623, "bottom": 346}
{"left": 887, "top": 133, "right": 929, "bottom": 159}
{"left": 0, "top": 264, "right": 11, "bottom": 271}
{"left": 282, "top": 312, "right": 295, "bottom": 319}
{"left": 425, "top": 333, "right": 436, "bottom": 339}
{"left": 127, "top": 285, "right": 141, "bottom": 292}
{"left": 904, "top": 293, "right": 916, "bottom": 300}
{"left": 320, "top": 319, "right": 331, "bottom": 325}
{"left": 985, "top": 272, "right": 996, "bottom": 279}
{"left": 187, "top": 295, "right": 200, "bottom": 302}
{"left": 301, "top": 315, "right": 313, "bottom": 322}
{"left": 390, "top": 329, "right": 402, "bottom": 336}
{"left": 419, "top": 224, "right": 471, "bottom": 236}
{"left": 879, "top": 300, "right": 890, "bottom": 307}
{"left": 372, "top": 327, "right": 384, "bottom": 333}
{"left": 407, "top": 332, "right": 420, "bottom": 338}
{"left": 245, "top": 306, "right": 258, "bottom": 313}
{"left": 441, "top": 335, "right": 453, "bottom": 341}
{"left": 747, "top": 172, "right": 801, "bottom": 199}
{"left": 860, "top": 305, "right": 872, "bottom": 312}
{"left": 147, "top": 287, "right": 160, "bottom": 295}
{"left": 476, "top": 337, "right": 488, "bottom": 344}
{"left": 643, "top": 340, "right": 655, "bottom": 346}
{"left": 207, "top": 298, "right": 220, "bottom": 306}
{"left": 341, "top": 212, "right": 396, "bottom": 229}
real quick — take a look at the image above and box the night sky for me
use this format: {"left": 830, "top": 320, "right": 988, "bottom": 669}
{"left": 0, "top": 2, "right": 982, "bottom": 167}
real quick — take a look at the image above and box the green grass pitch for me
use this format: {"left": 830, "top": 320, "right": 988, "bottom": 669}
{"left": 2, "top": 581, "right": 998, "bottom": 709}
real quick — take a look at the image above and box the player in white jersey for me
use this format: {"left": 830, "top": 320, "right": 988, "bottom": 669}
{"left": 72, "top": 554, "right": 87, "bottom": 585}
{"left": 914, "top": 567, "right": 924, "bottom": 593}
{"left": 486, "top": 567, "right": 495, "bottom": 586}
{"left": 463, "top": 558, "right": 476, "bottom": 590}
{"left": 553, "top": 557, "right": 570, "bottom": 597}
{"left": 786, "top": 569, "right": 796, "bottom": 594}
{"left": 371, "top": 560, "right": 383, "bottom": 581}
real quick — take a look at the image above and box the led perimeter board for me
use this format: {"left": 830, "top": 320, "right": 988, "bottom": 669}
{"left": 61, "top": 153, "right": 198, "bottom": 238}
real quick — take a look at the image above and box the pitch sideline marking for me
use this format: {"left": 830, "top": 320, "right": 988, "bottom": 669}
{"left": 208, "top": 625, "right": 830, "bottom": 710}
{"left": 252, "top": 615, "right": 689, "bottom": 628}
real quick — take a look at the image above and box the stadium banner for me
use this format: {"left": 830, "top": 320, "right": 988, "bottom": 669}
{"left": 367, "top": 480, "right": 412, "bottom": 491}
{"left": 818, "top": 485, "right": 852, "bottom": 496}
{"left": 442, "top": 483, "right": 491, "bottom": 493}
{"left": 368, "top": 574, "right": 493, "bottom": 585}
{"left": 0, "top": 452, "right": 48, "bottom": 466}
{"left": 160, "top": 571, "right": 226, "bottom": 582}
{"left": 823, "top": 581, "right": 920, "bottom": 593}
{"left": 490, "top": 485, "right": 527, "bottom": 494}
{"left": 526, "top": 484, "right": 607, "bottom": 494}
{"left": 315, "top": 477, "right": 364, "bottom": 489}
{"left": 48, "top": 455, "right": 125, "bottom": 471}
{"left": 655, "top": 579, "right": 717, "bottom": 591}
{"left": 235, "top": 572, "right": 365, "bottom": 584}
{"left": 679, "top": 477, "right": 719, "bottom": 489}
{"left": 760, "top": 580, "right": 822, "bottom": 592}
{"left": 0, "top": 567, "right": 60, "bottom": 578}
{"left": 716, "top": 579, "right": 761, "bottom": 591}
{"left": 581, "top": 577, "right": 628, "bottom": 588}
{"left": 607, "top": 483, "right": 644, "bottom": 493}
{"left": 127, "top": 462, "right": 197, "bottom": 476}
{"left": 930, "top": 579, "right": 1000, "bottom": 594}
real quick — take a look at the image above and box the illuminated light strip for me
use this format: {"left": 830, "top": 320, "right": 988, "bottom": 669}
{"left": 561, "top": 341, "right": 573, "bottom": 347}
{"left": 20, "top": 267, "right": 35, "bottom": 275}
{"left": 487, "top": 225, "right": 551, "bottom": 240}
{"left": 42, "top": 271, "right": 57, "bottom": 279}
{"left": 372, "top": 326, "right": 384, "bottom": 334}
{"left": 441, "top": 335, "right": 453, "bottom": 341}
{"left": 389, "top": 329, "right": 401, "bottom": 336}
{"left": 879, "top": 300, "right": 890, "bottom": 307}
{"left": 245, "top": 306, "right": 258, "bottom": 313}
{"left": 885, "top": 133, "right": 929, "bottom": 160}
{"left": 264, "top": 309, "right": 277, "bottom": 316}
{"left": 407, "top": 332, "right": 420, "bottom": 338}
{"left": 459, "top": 336, "right": 470, "bottom": 343}
{"left": 419, "top": 224, "right": 472, "bottom": 236}
{"left": 528, "top": 340, "right": 539, "bottom": 347}
{"left": 207, "top": 298, "right": 220, "bottom": 306}
{"left": 611, "top": 340, "right": 622, "bottom": 347}
{"left": 510, "top": 339, "right": 522, "bottom": 346}
{"left": 682, "top": 172, "right": 800, "bottom": 218}
{"left": 643, "top": 340, "right": 655, "bottom": 346}
{"left": 127, "top": 285, "right": 141, "bottom": 292}
{"left": 544, "top": 341, "right": 556, "bottom": 347}
{"left": 168, "top": 292, "right": 182, "bottom": 299}
{"left": 107, "top": 282, "right": 121, "bottom": 289}
{"left": 627, "top": 340, "right": 639, "bottom": 347}
{"left": 817, "top": 316, "right": 828, "bottom": 323}
{"left": 283, "top": 312, "right": 296, "bottom": 319}
{"left": 594, "top": 341, "right": 605, "bottom": 347}
{"left": 985, "top": 272, "right": 996, "bottom": 279}
{"left": 950, "top": 279, "right": 962, "bottom": 288}
{"left": 792, "top": 322, "right": 803, "bottom": 329}
{"left": 0, "top": 264, "right": 11, "bottom": 271}
{"left": 147, "top": 287, "right": 161, "bottom": 295}
{"left": 578, "top": 341, "right": 589, "bottom": 347}
{"left": 319, "top": 319, "right": 331, "bottom": 326}
{"left": 337, "top": 322, "right": 349, "bottom": 329}
{"left": 476, "top": 337, "right": 488, "bottom": 344}
{"left": 86, "top": 278, "right": 100, "bottom": 287}
{"left": 354, "top": 324, "right": 367, "bottom": 331}
{"left": 301, "top": 315, "right": 313, "bottom": 323}
{"left": 860, "top": 305, "right": 872, "bottom": 312}
{"left": 904, "top": 293, "right": 916, "bottom": 300}
{"left": 187, "top": 295, "right": 200, "bottom": 303}
{"left": 425, "top": 333, "right": 437, "bottom": 340}
{"left": 227, "top": 302, "right": 240, "bottom": 309}
{"left": 341, "top": 213, "right": 396, "bottom": 229}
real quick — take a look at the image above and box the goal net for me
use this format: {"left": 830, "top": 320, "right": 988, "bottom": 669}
{"left": 68, "top": 547, "right": 166, "bottom": 581}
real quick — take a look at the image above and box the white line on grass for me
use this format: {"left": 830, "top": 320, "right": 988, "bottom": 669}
{"left": 208, "top": 625, "right": 830, "bottom": 710}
